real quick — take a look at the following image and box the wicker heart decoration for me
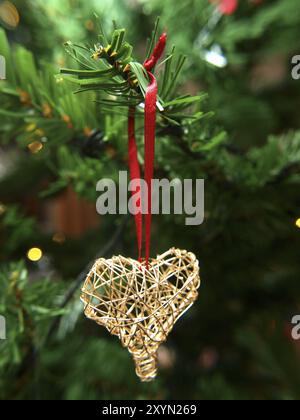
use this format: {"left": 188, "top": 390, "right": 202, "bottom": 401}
{"left": 81, "top": 248, "right": 200, "bottom": 381}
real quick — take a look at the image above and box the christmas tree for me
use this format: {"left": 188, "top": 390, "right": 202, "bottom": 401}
{"left": 1, "top": 0, "right": 300, "bottom": 400}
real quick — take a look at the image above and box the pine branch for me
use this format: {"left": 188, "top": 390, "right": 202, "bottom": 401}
{"left": 60, "top": 20, "right": 204, "bottom": 124}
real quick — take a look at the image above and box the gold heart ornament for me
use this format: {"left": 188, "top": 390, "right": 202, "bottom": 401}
{"left": 81, "top": 248, "right": 200, "bottom": 381}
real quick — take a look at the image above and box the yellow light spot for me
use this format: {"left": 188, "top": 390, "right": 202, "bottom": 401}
{"left": 28, "top": 141, "right": 43, "bottom": 154}
{"left": 296, "top": 219, "right": 300, "bottom": 229}
{"left": 0, "top": 203, "right": 6, "bottom": 216}
{"left": 0, "top": 1, "right": 20, "bottom": 30}
{"left": 10, "top": 270, "right": 19, "bottom": 282}
{"left": 27, "top": 248, "right": 43, "bottom": 262}
{"left": 26, "top": 123, "right": 37, "bottom": 132}
{"left": 34, "top": 129, "right": 45, "bottom": 137}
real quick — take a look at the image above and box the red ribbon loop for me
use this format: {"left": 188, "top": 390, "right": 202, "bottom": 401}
{"left": 128, "top": 107, "right": 142, "bottom": 261}
{"left": 128, "top": 33, "right": 167, "bottom": 266}
{"left": 144, "top": 33, "right": 167, "bottom": 72}
{"left": 144, "top": 72, "right": 158, "bottom": 264}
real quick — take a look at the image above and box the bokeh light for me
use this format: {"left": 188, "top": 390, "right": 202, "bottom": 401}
{"left": 0, "top": 1, "right": 20, "bottom": 30}
{"left": 27, "top": 247, "right": 43, "bottom": 262}
{"left": 52, "top": 232, "right": 66, "bottom": 244}
{"left": 27, "top": 141, "right": 44, "bottom": 154}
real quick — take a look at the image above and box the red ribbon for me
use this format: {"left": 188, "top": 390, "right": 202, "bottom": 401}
{"left": 128, "top": 107, "right": 142, "bottom": 260}
{"left": 128, "top": 33, "right": 167, "bottom": 266}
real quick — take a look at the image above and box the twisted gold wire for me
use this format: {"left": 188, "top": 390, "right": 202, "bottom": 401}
{"left": 81, "top": 248, "right": 200, "bottom": 381}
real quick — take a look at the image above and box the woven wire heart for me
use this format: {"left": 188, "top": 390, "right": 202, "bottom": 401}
{"left": 81, "top": 248, "right": 200, "bottom": 381}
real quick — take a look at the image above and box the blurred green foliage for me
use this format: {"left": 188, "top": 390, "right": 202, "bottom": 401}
{"left": 1, "top": 0, "right": 300, "bottom": 401}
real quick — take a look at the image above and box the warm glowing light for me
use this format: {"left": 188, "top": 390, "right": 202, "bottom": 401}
{"left": 0, "top": 203, "right": 6, "bottom": 216}
{"left": 27, "top": 247, "right": 43, "bottom": 262}
{"left": 52, "top": 232, "right": 66, "bottom": 244}
{"left": 296, "top": 219, "right": 300, "bottom": 229}
{"left": 28, "top": 141, "right": 43, "bottom": 154}
{"left": 26, "top": 123, "right": 37, "bottom": 133}
{"left": 10, "top": 270, "right": 19, "bottom": 282}
{"left": 0, "top": 1, "right": 20, "bottom": 30}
